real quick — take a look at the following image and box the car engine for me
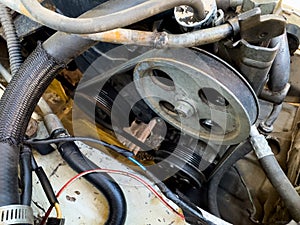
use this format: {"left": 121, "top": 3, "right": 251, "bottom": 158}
{"left": 0, "top": 0, "right": 299, "bottom": 224}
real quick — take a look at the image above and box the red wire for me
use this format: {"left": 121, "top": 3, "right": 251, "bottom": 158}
{"left": 39, "top": 168, "right": 185, "bottom": 225}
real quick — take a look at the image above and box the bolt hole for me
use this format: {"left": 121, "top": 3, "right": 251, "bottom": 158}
{"left": 200, "top": 119, "right": 223, "bottom": 134}
{"left": 267, "top": 138, "right": 281, "bottom": 155}
{"left": 159, "top": 101, "right": 178, "bottom": 116}
{"left": 259, "top": 32, "right": 268, "bottom": 39}
{"left": 199, "top": 88, "right": 229, "bottom": 107}
{"left": 151, "top": 69, "right": 175, "bottom": 90}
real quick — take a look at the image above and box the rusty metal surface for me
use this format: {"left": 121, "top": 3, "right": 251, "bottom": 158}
{"left": 119, "top": 118, "right": 165, "bottom": 154}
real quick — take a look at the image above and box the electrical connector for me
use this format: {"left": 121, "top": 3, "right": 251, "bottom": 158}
{"left": 46, "top": 218, "right": 65, "bottom": 225}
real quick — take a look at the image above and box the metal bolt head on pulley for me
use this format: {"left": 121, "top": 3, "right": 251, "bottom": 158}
{"left": 174, "top": 100, "right": 195, "bottom": 118}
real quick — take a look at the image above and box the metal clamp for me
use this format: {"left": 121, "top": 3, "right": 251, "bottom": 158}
{"left": 0, "top": 205, "right": 34, "bottom": 225}
{"left": 250, "top": 125, "right": 274, "bottom": 159}
{"left": 174, "top": 0, "right": 217, "bottom": 27}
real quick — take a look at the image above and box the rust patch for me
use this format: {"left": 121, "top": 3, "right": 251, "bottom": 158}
{"left": 101, "top": 30, "right": 127, "bottom": 43}
{"left": 66, "top": 195, "right": 76, "bottom": 202}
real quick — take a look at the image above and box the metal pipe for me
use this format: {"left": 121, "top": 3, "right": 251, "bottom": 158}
{"left": 259, "top": 103, "right": 282, "bottom": 133}
{"left": 0, "top": 63, "right": 11, "bottom": 82}
{"left": 1, "top": 0, "right": 206, "bottom": 34}
{"left": 81, "top": 23, "right": 233, "bottom": 48}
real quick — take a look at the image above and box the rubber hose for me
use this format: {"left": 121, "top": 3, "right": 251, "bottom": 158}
{"left": 0, "top": 40, "right": 127, "bottom": 223}
{"left": 0, "top": 4, "right": 23, "bottom": 76}
{"left": 58, "top": 141, "right": 126, "bottom": 225}
{"left": 0, "top": 43, "right": 62, "bottom": 144}
{"left": 268, "top": 31, "right": 290, "bottom": 92}
{"left": 19, "top": 0, "right": 205, "bottom": 34}
{"left": 43, "top": 30, "right": 127, "bottom": 224}
{"left": 20, "top": 146, "right": 32, "bottom": 206}
{"left": 207, "top": 142, "right": 253, "bottom": 217}
{"left": 0, "top": 142, "right": 20, "bottom": 206}
{"left": 0, "top": 6, "right": 128, "bottom": 223}
{"left": 259, "top": 155, "right": 300, "bottom": 222}
{"left": 0, "top": 43, "right": 61, "bottom": 206}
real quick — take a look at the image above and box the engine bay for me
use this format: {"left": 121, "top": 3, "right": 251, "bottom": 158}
{"left": 0, "top": 0, "right": 300, "bottom": 224}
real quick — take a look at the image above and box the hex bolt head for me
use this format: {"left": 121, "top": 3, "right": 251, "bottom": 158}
{"left": 174, "top": 100, "right": 195, "bottom": 118}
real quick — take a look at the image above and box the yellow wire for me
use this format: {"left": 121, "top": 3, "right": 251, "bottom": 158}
{"left": 54, "top": 203, "right": 62, "bottom": 219}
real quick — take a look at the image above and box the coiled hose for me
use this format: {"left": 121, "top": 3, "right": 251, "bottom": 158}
{"left": 0, "top": 4, "right": 22, "bottom": 76}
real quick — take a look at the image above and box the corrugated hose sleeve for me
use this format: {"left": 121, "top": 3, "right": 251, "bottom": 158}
{"left": 0, "top": 42, "right": 63, "bottom": 145}
{"left": 0, "top": 4, "right": 23, "bottom": 76}
{"left": 0, "top": 42, "right": 63, "bottom": 207}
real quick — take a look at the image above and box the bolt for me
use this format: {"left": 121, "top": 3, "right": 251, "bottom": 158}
{"left": 174, "top": 100, "right": 195, "bottom": 118}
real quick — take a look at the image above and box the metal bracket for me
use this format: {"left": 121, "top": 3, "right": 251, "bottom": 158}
{"left": 238, "top": 7, "right": 286, "bottom": 43}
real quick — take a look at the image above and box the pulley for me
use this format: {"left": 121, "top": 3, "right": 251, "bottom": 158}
{"left": 133, "top": 48, "right": 259, "bottom": 145}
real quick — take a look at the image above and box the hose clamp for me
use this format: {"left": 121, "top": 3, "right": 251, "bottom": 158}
{"left": 0, "top": 205, "right": 34, "bottom": 224}
{"left": 174, "top": 0, "right": 217, "bottom": 27}
{"left": 250, "top": 126, "right": 274, "bottom": 159}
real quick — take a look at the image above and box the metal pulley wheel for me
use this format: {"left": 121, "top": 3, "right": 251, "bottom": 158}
{"left": 133, "top": 48, "right": 258, "bottom": 145}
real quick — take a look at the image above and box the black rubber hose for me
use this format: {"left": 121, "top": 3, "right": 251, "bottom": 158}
{"left": 0, "top": 43, "right": 62, "bottom": 144}
{"left": 0, "top": 0, "right": 95, "bottom": 207}
{"left": 0, "top": 142, "right": 20, "bottom": 206}
{"left": 0, "top": 37, "right": 127, "bottom": 223}
{"left": 207, "top": 141, "right": 253, "bottom": 217}
{"left": 58, "top": 141, "right": 127, "bottom": 225}
{"left": 20, "top": 146, "right": 33, "bottom": 206}
{"left": 268, "top": 31, "right": 290, "bottom": 92}
{"left": 35, "top": 167, "right": 59, "bottom": 206}
{"left": 0, "top": 43, "right": 61, "bottom": 206}
{"left": 0, "top": 6, "right": 127, "bottom": 223}
{"left": 259, "top": 155, "right": 300, "bottom": 222}
{"left": 0, "top": 4, "right": 23, "bottom": 76}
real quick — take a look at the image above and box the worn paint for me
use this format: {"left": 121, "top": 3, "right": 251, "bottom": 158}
{"left": 19, "top": 3, "right": 33, "bottom": 18}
